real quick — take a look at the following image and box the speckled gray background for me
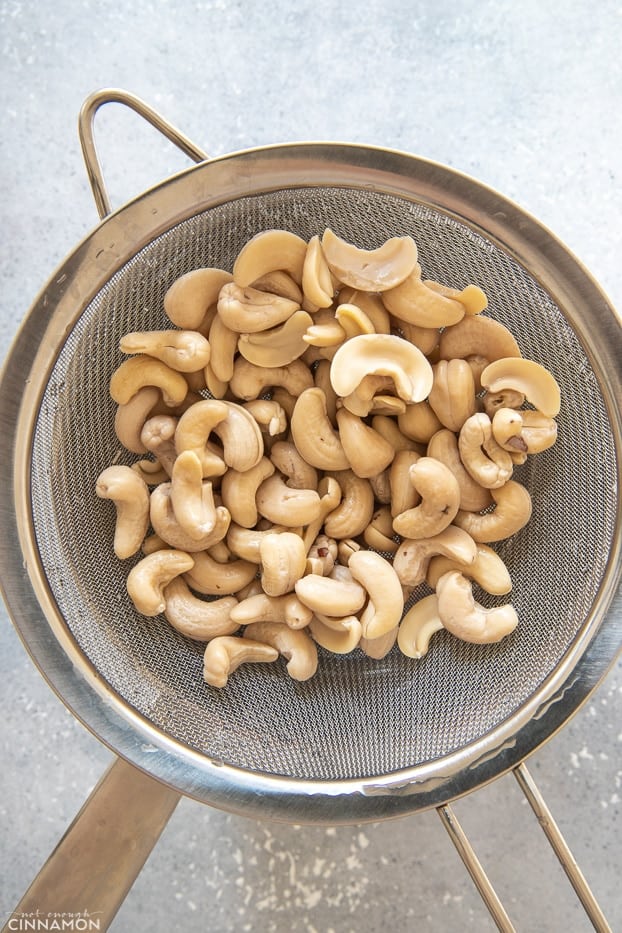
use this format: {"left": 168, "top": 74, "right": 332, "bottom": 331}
{"left": 1, "top": 1, "right": 620, "bottom": 931}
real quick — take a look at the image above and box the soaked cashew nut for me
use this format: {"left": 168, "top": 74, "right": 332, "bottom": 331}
{"left": 150, "top": 482, "right": 231, "bottom": 552}
{"left": 238, "top": 309, "right": 313, "bottom": 367}
{"left": 427, "top": 429, "right": 492, "bottom": 513}
{"left": 109, "top": 355, "right": 188, "bottom": 407}
{"left": 392, "top": 524, "right": 478, "bottom": 587}
{"left": 226, "top": 522, "right": 301, "bottom": 563}
{"left": 458, "top": 413, "right": 514, "bottom": 489}
{"left": 398, "top": 594, "right": 445, "bottom": 659}
{"left": 321, "top": 228, "right": 419, "bottom": 291}
{"left": 255, "top": 473, "right": 322, "bottom": 526}
{"left": 481, "top": 388, "right": 526, "bottom": 418}
{"left": 114, "top": 386, "right": 160, "bottom": 454}
{"left": 339, "top": 288, "right": 392, "bottom": 334}
{"left": 253, "top": 270, "right": 304, "bottom": 303}
{"left": 203, "top": 636, "right": 278, "bottom": 688}
{"left": 170, "top": 451, "right": 218, "bottom": 540}
{"left": 481, "top": 357, "right": 561, "bottom": 418}
{"left": 438, "top": 314, "right": 521, "bottom": 364}
{"left": 335, "top": 303, "right": 376, "bottom": 339}
{"left": 290, "top": 387, "right": 350, "bottom": 471}
{"left": 127, "top": 548, "right": 194, "bottom": 616}
{"left": 302, "top": 477, "right": 342, "bottom": 552}
{"left": 491, "top": 408, "right": 527, "bottom": 453}
{"left": 96, "top": 465, "right": 150, "bottom": 560}
{"left": 269, "top": 440, "right": 319, "bottom": 491}
{"left": 220, "top": 457, "right": 275, "bottom": 528}
{"left": 453, "top": 480, "right": 532, "bottom": 543}
{"left": 309, "top": 614, "right": 362, "bottom": 654}
{"left": 383, "top": 267, "right": 468, "bottom": 328}
{"left": 389, "top": 449, "right": 422, "bottom": 518}
{"left": 229, "top": 356, "right": 314, "bottom": 400}
{"left": 119, "top": 330, "right": 211, "bottom": 373}
{"left": 231, "top": 592, "right": 313, "bottom": 630}
{"left": 233, "top": 229, "right": 308, "bottom": 288}
{"left": 174, "top": 399, "right": 229, "bottom": 476}
{"left": 141, "top": 415, "right": 179, "bottom": 475}
{"left": 260, "top": 531, "right": 308, "bottom": 597}
{"left": 243, "top": 622, "right": 318, "bottom": 681}
{"left": 183, "top": 549, "right": 257, "bottom": 596}
{"left": 330, "top": 334, "right": 433, "bottom": 405}
{"left": 335, "top": 408, "right": 395, "bottom": 479}
{"left": 164, "top": 267, "right": 232, "bottom": 329}
{"left": 218, "top": 282, "right": 300, "bottom": 333}
{"left": 211, "top": 401, "right": 265, "bottom": 472}
{"left": 348, "top": 549, "right": 404, "bottom": 639}
{"left": 323, "top": 470, "right": 375, "bottom": 539}
{"left": 435, "top": 571, "right": 518, "bottom": 644}
{"left": 294, "top": 573, "right": 367, "bottom": 617}
{"left": 163, "top": 578, "right": 239, "bottom": 641}
{"left": 302, "top": 234, "right": 335, "bottom": 308}
{"left": 392, "top": 457, "right": 461, "bottom": 539}
{"left": 363, "top": 506, "right": 399, "bottom": 555}
{"left": 428, "top": 359, "right": 477, "bottom": 433}
{"left": 397, "top": 401, "right": 443, "bottom": 445}
{"left": 208, "top": 312, "right": 238, "bottom": 383}
{"left": 427, "top": 543, "right": 512, "bottom": 595}
{"left": 243, "top": 400, "right": 288, "bottom": 438}
{"left": 371, "top": 415, "right": 422, "bottom": 454}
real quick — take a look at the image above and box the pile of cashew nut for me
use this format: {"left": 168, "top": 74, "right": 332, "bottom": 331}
{"left": 95, "top": 227, "right": 561, "bottom": 688}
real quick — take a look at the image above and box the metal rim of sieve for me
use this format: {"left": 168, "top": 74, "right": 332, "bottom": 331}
{"left": 0, "top": 137, "right": 621, "bottom": 825}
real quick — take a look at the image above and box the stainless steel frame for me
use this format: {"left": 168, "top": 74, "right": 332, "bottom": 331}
{"left": 0, "top": 89, "right": 620, "bottom": 933}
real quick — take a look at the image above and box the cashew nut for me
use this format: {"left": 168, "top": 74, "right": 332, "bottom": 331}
{"left": 392, "top": 457, "right": 461, "bottom": 539}
{"left": 309, "top": 614, "right": 362, "bottom": 654}
{"left": 238, "top": 309, "right": 313, "bottom": 367}
{"left": 335, "top": 303, "right": 376, "bottom": 339}
{"left": 397, "top": 401, "right": 443, "bottom": 445}
{"left": 435, "top": 570, "right": 518, "bottom": 644}
{"left": 173, "top": 398, "right": 229, "bottom": 477}
{"left": 382, "top": 268, "right": 467, "bottom": 327}
{"left": 335, "top": 407, "right": 395, "bottom": 479}
{"left": 140, "top": 415, "right": 179, "bottom": 475}
{"left": 229, "top": 356, "right": 314, "bottom": 400}
{"left": 220, "top": 457, "right": 275, "bottom": 528}
{"left": 109, "top": 355, "right": 188, "bottom": 407}
{"left": 243, "top": 622, "right": 318, "bottom": 681}
{"left": 96, "top": 465, "right": 150, "bottom": 560}
{"left": 170, "top": 450, "right": 218, "bottom": 540}
{"left": 323, "top": 470, "right": 375, "bottom": 539}
{"left": 428, "top": 359, "right": 477, "bottom": 433}
{"left": 453, "top": 480, "right": 532, "bottom": 543}
{"left": 255, "top": 473, "right": 322, "bottom": 526}
{"left": 397, "top": 594, "right": 445, "bottom": 659}
{"left": 218, "top": 282, "right": 300, "bottom": 333}
{"left": 183, "top": 549, "right": 257, "bottom": 596}
{"left": 203, "top": 635, "right": 278, "bottom": 687}
{"left": 114, "top": 386, "right": 160, "bottom": 454}
{"left": 242, "top": 400, "right": 288, "bottom": 439}
{"left": 321, "top": 228, "right": 419, "bottom": 291}
{"left": 163, "top": 267, "right": 232, "bottom": 330}
{"left": 163, "top": 577, "right": 239, "bottom": 641}
{"left": 362, "top": 506, "right": 399, "bottom": 554}
{"left": 207, "top": 311, "right": 238, "bottom": 383}
{"left": 481, "top": 357, "right": 561, "bottom": 418}
{"left": 427, "top": 543, "right": 512, "bottom": 595}
{"left": 119, "top": 329, "right": 211, "bottom": 373}
{"left": 302, "top": 234, "right": 335, "bottom": 307}
{"left": 338, "top": 288, "right": 391, "bottom": 334}
{"left": 458, "top": 413, "right": 514, "bottom": 489}
{"left": 226, "top": 521, "right": 301, "bottom": 563}
{"left": 259, "top": 531, "right": 308, "bottom": 597}
{"left": 290, "top": 387, "right": 350, "bottom": 471}
{"left": 427, "top": 429, "right": 492, "bottom": 513}
{"left": 252, "top": 269, "right": 304, "bottom": 303}
{"left": 294, "top": 573, "right": 367, "bottom": 617}
{"left": 348, "top": 550, "right": 404, "bottom": 639}
{"left": 329, "top": 333, "right": 433, "bottom": 405}
{"left": 231, "top": 592, "right": 313, "bottom": 629}
{"left": 392, "top": 524, "right": 478, "bottom": 587}
{"left": 233, "top": 229, "right": 308, "bottom": 288}
{"left": 438, "top": 313, "right": 521, "bottom": 365}
{"left": 150, "top": 482, "right": 231, "bottom": 552}
{"left": 389, "top": 449, "right": 421, "bottom": 518}
{"left": 127, "top": 548, "right": 194, "bottom": 616}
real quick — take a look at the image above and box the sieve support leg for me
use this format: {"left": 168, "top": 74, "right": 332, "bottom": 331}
{"left": 513, "top": 762, "right": 612, "bottom": 933}
{"left": 3, "top": 756, "right": 180, "bottom": 932}
{"left": 437, "top": 803, "right": 516, "bottom": 933}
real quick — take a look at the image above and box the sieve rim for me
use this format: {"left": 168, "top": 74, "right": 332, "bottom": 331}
{"left": 1, "top": 141, "right": 621, "bottom": 822}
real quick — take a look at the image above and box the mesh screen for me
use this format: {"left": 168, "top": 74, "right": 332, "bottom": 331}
{"left": 30, "top": 186, "right": 618, "bottom": 781}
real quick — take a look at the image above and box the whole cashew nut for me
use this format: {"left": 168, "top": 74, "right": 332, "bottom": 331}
{"left": 183, "top": 549, "right": 257, "bottom": 596}
{"left": 220, "top": 457, "right": 275, "bottom": 528}
{"left": 243, "top": 622, "right": 318, "bottom": 681}
{"left": 119, "top": 330, "right": 211, "bottom": 373}
{"left": 290, "top": 387, "right": 350, "bottom": 471}
{"left": 260, "top": 531, "right": 308, "bottom": 597}
{"left": 392, "top": 524, "right": 478, "bottom": 587}
{"left": 96, "top": 465, "right": 150, "bottom": 559}
{"left": 231, "top": 592, "right": 313, "bottom": 630}
{"left": 458, "top": 413, "right": 514, "bottom": 490}
{"left": 453, "top": 480, "right": 532, "bottom": 543}
{"left": 427, "top": 542, "right": 512, "bottom": 595}
{"left": 127, "top": 549, "right": 194, "bottom": 616}
{"left": 229, "top": 356, "right": 314, "bottom": 400}
{"left": 435, "top": 571, "right": 518, "bottom": 644}
{"left": 232, "top": 229, "right": 308, "bottom": 288}
{"left": 323, "top": 470, "right": 375, "bottom": 539}
{"left": 163, "top": 267, "right": 232, "bottom": 329}
{"left": 203, "top": 636, "right": 278, "bottom": 688}
{"left": 335, "top": 407, "right": 395, "bottom": 479}
{"left": 163, "top": 577, "right": 239, "bottom": 641}
{"left": 109, "top": 355, "right": 188, "bottom": 407}
{"left": 397, "top": 594, "right": 445, "bottom": 659}
{"left": 321, "top": 228, "right": 419, "bottom": 292}
{"left": 392, "top": 457, "right": 461, "bottom": 539}
{"left": 348, "top": 550, "right": 404, "bottom": 639}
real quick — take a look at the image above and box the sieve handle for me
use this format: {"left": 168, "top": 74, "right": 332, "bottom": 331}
{"left": 3, "top": 756, "right": 180, "bottom": 932}
{"left": 78, "top": 88, "right": 209, "bottom": 220}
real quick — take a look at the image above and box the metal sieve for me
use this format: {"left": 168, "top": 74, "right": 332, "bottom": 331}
{"left": 1, "top": 89, "right": 620, "bottom": 932}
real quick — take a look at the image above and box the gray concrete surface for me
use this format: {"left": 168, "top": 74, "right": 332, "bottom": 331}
{"left": 0, "top": 1, "right": 620, "bottom": 931}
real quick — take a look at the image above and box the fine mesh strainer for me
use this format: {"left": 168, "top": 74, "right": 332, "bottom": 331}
{"left": 1, "top": 89, "right": 620, "bottom": 932}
